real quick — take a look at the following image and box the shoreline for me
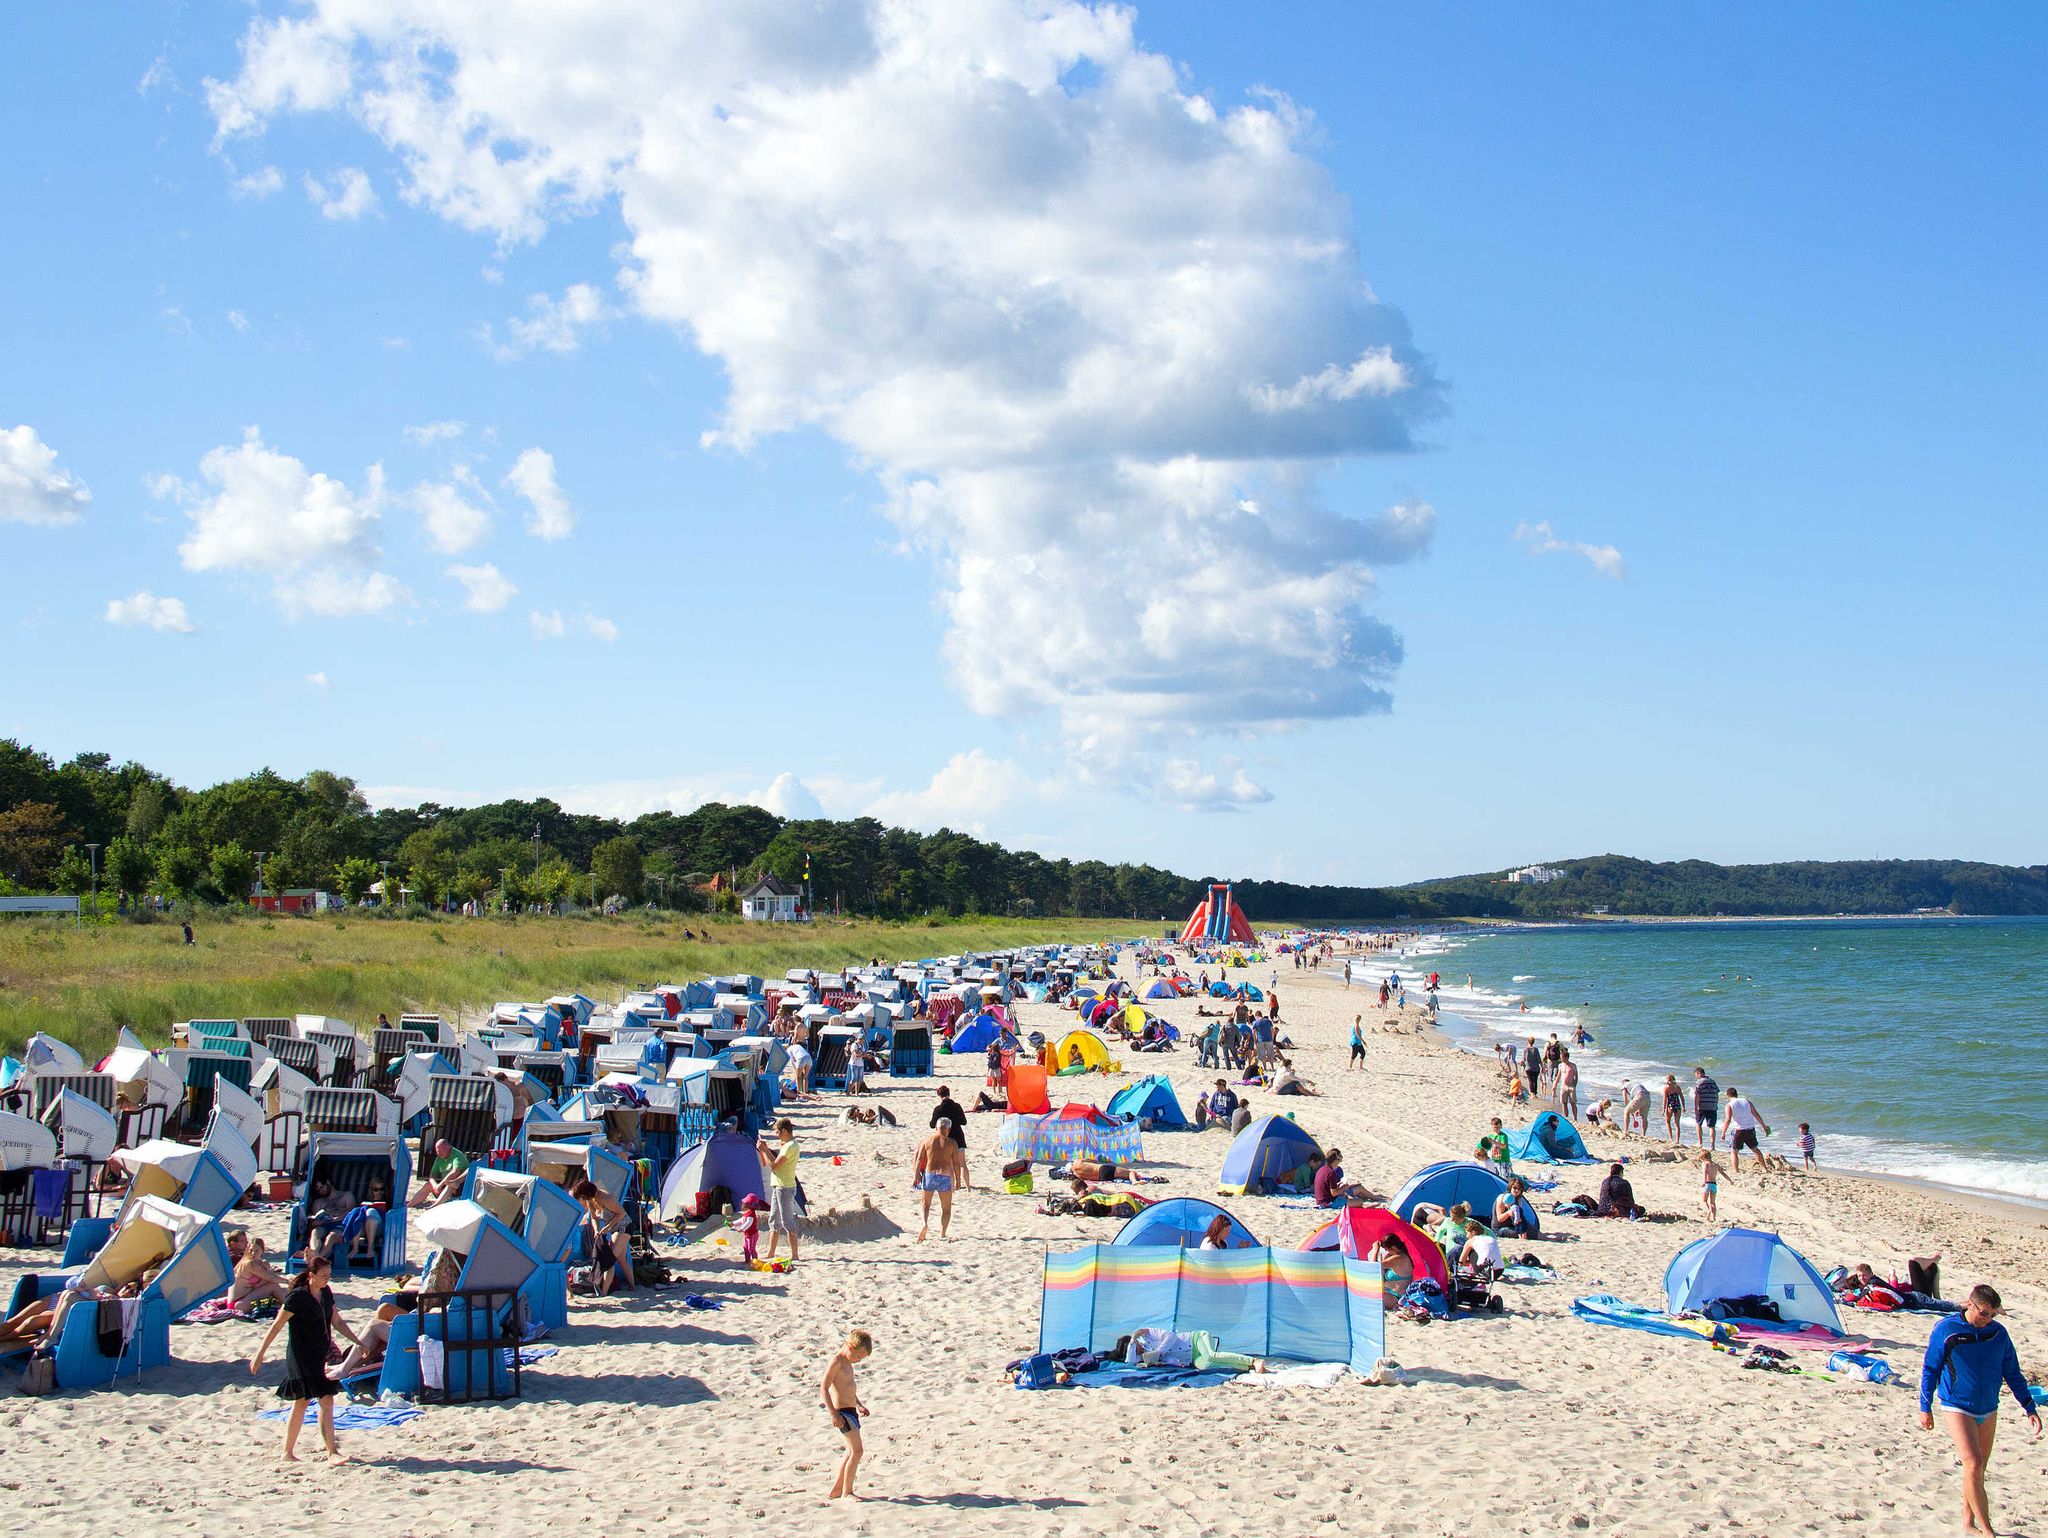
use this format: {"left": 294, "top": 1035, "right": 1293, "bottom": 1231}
{"left": 1412, "top": 1005, "right": 2048, "bottom": 1229}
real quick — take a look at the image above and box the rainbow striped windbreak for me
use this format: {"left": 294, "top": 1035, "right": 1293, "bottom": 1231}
{"left": 1038, "top": 1245, "right": 1385, "bottom": 1370}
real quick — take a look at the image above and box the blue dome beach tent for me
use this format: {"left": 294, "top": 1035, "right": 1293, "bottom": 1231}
{"left": 658, "top": 1129, "right": 768, "bottom": 1220}
{"left": 949, "top": 1013, "right": 1008, "bottom": 1055}
{"left": 1219, "top": 1115, "right": 1322, "bottom": 1195}
{"left": 1112, "top": 1196, "right": 1258, "bottom": 1249}
{"left": 1391, "top": 1160, "right": 1530, "bottom": 1231}
{"left": 1506, "top": 1111, "right": 1593, "bottom": 1164}
{"left": 1663, "top": 1227, "right": 1844, "bottom": 1334}
{"left": 1107, "top": 1075, "right": 1190, "bottom": 1130}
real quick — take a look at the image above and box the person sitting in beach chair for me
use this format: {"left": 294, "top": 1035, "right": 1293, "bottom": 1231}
{"left": 337, "top": 1290, "right": 415, "bottom": 1380}
{"left": 303, "top": 1180, "right": 358, "bottom": 1262}
{"left": 409, "top": 1140, "right": 470, "bottom": 1209}
{"left": 229, "top": 1235, "right": 291, "bottom": 1309}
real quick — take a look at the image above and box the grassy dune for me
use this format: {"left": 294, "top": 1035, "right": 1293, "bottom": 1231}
{"left": 0, "top": 911, "right": 1139, "bottom": 1061}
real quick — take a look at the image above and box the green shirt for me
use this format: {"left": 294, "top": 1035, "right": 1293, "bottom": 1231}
{"left": 431, "top": 1150, "right": 469, "bottom": 1182}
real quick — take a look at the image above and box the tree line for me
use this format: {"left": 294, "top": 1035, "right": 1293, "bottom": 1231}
{"left": 3, "top": 739, "right": 2042, "bottom": 919}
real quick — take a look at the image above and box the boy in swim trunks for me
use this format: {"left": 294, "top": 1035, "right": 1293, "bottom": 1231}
{"left": 821, "top": 1329, "right": 873, "bottom": 1500}
{"left": 1699, "top": 1150, "right": 1726, "bottom": 1220}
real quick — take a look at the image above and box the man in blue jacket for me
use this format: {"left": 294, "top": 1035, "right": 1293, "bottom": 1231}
{"left": 1919, "top": 1283, "right": 2041, "bottom": 1535}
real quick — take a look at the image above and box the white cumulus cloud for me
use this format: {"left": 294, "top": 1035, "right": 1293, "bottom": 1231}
{"left": 581, "top": 613, "right": 618, "bottom": 642}
{"left": 754, "top": 772, "right": 825, "bottom": 820}
{"left": 305, "top": 670, "right": 330, "bottom": 688}
{"left": 403, "top": 420, "right": 465, "bottom": 445}
{"left": 410, "top": 479, "right": 491, "bottom": 553}
{"left": 156, "top": 427, "right": 408, "bottom": 616}
{"left": 528, "top": 608, "right": 566, "bottom": 639}
{"left": 231, "top": 164, "right": 285, "bottom": 199}
{"left": 303, "top": 166, "right": 378, "bottom": 220}
{"left": 504, "top": 448, "right": 575, "bottom": 540}
{"left": 865, "top": 749, "right": 1049, "bottom": 836}
{"left": 1, "top": 425, "right": 91, "bottom": 525}
{"left": 1515, "top": 520, "right": 1628, "bottom": 581}
{"left": 104, "top": 591, "right": 197, "bottom": 634}
{"left": 447, "top": 562, "right": 517, "bottom": 612}
{"left": 1159, "top": 756, "right": 1273, "bottom": 813}
{"left": 481, "top": 283, "right": 611, "bottom": 361}
{"left": 208, "top": 0, "right": 1443, "bottom": 775}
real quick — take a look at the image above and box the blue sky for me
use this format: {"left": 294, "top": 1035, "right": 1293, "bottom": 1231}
{"left": 3, "top": 2, "right": 2043, "bottom": 885}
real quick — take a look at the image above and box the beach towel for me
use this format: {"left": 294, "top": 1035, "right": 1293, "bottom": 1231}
{"left": 1231, "top": 1362, "right": 1349, "bottom": 1389}
{"left": 32, "top": 1169, "right": 70, "bottom": 1220}
{"left": 258, "top": 1403, "right": 424, "bottom": 1430}
{"left": 500, "top": 1344, "right": 558, "bottom": 1368}
{"left": 1571, "top": 1294, "right": 1733, "bottom": 1343}
{"left": 1074, "top": 1363, "right": 1237, "bottom": 1390}
{"left": 1728, "top": 1321, "right": 1870, "bottom": 1352}
{"left": 1503, "top": 1264, "right": 1556, "bottom": 1284}
{"left": 180, "top": 1297, "right": 254, "bottom": 1325}
{"left": 681, "top": 1295, "right": 724, "bottom": 1311}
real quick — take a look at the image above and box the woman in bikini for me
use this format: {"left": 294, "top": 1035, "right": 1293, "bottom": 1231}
{"left": 230, "top": 1235, "right": 290, "bottom": 1309}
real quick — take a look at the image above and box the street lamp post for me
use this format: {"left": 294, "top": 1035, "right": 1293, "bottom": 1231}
{"left": 532, "top": 822, "right": 542, "bottom": 876}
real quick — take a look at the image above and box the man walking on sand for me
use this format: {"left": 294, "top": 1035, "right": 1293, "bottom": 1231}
{"left": 912, "top": 1123, "right": 964, "bottom": 1241}
{"left": 1919, "top": 1284, "right": 2040, "bottom": 1535}
{"left": 822, "top": 1329, "right": 874, "bottom": 1500}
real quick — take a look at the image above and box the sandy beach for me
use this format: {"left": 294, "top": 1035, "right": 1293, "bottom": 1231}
{"left": 4, "top": 954, "right": 2043, "bottom": 1538}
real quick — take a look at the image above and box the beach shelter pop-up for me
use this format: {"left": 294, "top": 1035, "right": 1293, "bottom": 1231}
{"left": 1107, "top": 1076, "right": 1191, "bottom": 1131}
{"left": 1663, "top": 1227, "right": 1844, "bottom": 1334}
{"left": 1218, "top": 1115, "right": 1322, "bottom": 1196}
{"left": 1299, "top": 1206, "right": 1451, "bottom": 1298}
{"left": 1111, "top": 1196, "right": 1258, "bottom": 1249}
{"left": 1506, "top": 1111, "right": 1594, "bottom": 1165}
{"left": 658, "top": 1129, "right": 768, "bottom": 1221}
{"left": 1390, "top": 1160, "right": 1524, "bottom": 1230}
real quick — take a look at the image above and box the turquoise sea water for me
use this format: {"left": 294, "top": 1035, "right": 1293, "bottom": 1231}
{"left": 1356, "top": 917, "right": 2048, "bottom": 1204}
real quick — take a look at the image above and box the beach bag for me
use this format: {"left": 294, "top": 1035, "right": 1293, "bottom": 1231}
{"left": 1004, "top": 1172, "right": 1035, "bottom": 1195}
{"left": 18, "top": 1356, "right": 55, "bottom": 1396}
{"left": 1013, "top": 1352, "right": 1059, "bottom": 1391}
{"left": 1001, "top": 1159, "right": 1031, "bottom": 1180}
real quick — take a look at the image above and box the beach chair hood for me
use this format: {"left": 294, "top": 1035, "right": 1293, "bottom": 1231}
{"left": 0, "top": 1108, "right": 60, "bottom": 1171}
{"left": 79, "top": 1194, "right": 232, "bottom": 1318}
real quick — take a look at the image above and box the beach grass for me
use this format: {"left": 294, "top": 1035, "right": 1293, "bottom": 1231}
{"left": 0, "top": 910, "right": 1138, "bottom": 1060}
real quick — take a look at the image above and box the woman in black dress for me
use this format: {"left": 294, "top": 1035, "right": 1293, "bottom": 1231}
{"left": 250, "top": 1254, "right": 359, "bottom": 1461}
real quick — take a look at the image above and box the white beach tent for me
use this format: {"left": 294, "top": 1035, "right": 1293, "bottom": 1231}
{"left": 104, "top": 1029, "right": 181, "bottom": 1111}
{"left": 0, "top": 1108, "right": 59, "bottom": 1171}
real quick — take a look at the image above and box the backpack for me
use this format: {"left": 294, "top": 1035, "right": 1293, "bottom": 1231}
{"left": 1013, "top": 1353, "right": 1059, "bottom": 1390}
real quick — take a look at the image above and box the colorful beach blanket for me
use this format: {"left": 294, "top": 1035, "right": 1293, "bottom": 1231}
{"left": 257, "top": 1403, "right": 424, "bottom": 1430}
{"left": 1571, "top": 1294, "right": 1733, "bottom": 1343}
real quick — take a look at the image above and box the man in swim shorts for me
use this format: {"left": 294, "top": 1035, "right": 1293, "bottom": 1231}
{"left": 1721, "top": 1087, "right": 1770, "bottom": 1173}
{"left": 912, "top": 1124, "right": 964, "bottom": 1241}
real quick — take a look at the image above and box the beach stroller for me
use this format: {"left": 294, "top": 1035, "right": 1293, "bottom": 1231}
{"left": 383, "top": 1200, "right": 541, "bottom": 1402}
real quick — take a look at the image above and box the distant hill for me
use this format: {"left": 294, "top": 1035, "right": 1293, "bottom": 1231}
{"left": 1386, "top": 855, "right": 2048, "bottom": 920}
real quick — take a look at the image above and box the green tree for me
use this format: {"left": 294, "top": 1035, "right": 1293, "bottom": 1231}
{"left": 210, "top": 841, "right": 256, "bottom": 904}
{"left": 0, "top": 801, "right": 70, "bottom": 887}
{"left": 591, "top": 836, "right": 645, "bottom": 904}
{"left": 125, "top": 779, "right": 171, "bottom": 842}
{"left": 104, "top": 836, "right": 154, "bottom": 898}
{"left": 156, "top": 842, "right": 205, "bottom": 898}
{"left": 51, "top": 845, "right": 93, "bottom": 896}
{"left": 334, "top": 855, "right": 380, "bottom": 906}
